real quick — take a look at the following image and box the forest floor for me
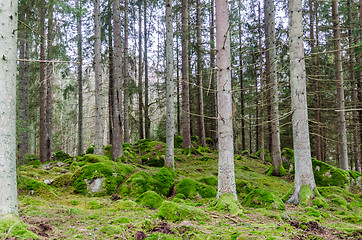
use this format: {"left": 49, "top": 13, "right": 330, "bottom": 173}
{"left": 2, "top": 141, "right": 362, "bottom": 240}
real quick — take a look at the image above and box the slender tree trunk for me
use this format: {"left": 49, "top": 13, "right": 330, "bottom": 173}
{"left": 287, "top": 0, "right": 316, "bottom": 204}
{"left": 182, "top": 0, "right": 192, "bottom": 149}
{"left": 176, "top": 21, "right": 181, "bottom": 135}
{"left": 258, "top": 3, "right": 265, "bottom": 161}
{"left": 39, "top": 0, "right": 47, "bottom": 163}
{"left": 107, "top": 0, "right": 114, "bottom": 145}
{"left": 196, "top": 0, "right": 207, "bottom": 147}
{"left": 332, "top": 0, "right": 349, "bottom": 170}
{"left": 123, "top": 0, "right": 130, "bottom": 143}
{"left": 138, "top": 2, "right": 144, "bottom": 140}
{"left": 144, "top": 0, "right": 150, "bottom": 139}
{"left": 77, "top": 0, "right": 84, "bottom": 156}
{"left": 0, "top": 0, "right": 18, "bottom": 215}
{"left": 358, "top": 0, "right": 362, "bottom": 172}
{"left": 210, "top": 0, "right": 217, "bottom": 145}
{"left": 216, "top": 0, "right": 237, "bottom": 200}
{"left": 165, "top": 0, "right": 175, "bottom": 169}
{"left": 46, "top": 2, "right": 54, "bottom": 161}
{"left": 94, "top": 0, "right": 104, "bottom": 155}
{"left": 238, "top": 1, "right": 245, "bottom": 151}
{"left": 112, "top": 0, "right": 124, "bottom": 159}
{"left": 265, "top": 0, "right": 282, "bottom": 174}
{"left": 255, "top": 64, "right": 259, "bottom": 154}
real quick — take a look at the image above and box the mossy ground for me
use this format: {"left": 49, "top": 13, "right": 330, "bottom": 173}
{"left": 15, "top": 143, "right": 362, "bottom": 239}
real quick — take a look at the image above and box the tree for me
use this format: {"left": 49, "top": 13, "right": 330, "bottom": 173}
{"left": 258, "top": 3, "right": 265, "bottom": 161}
{"left": 332, "top": 0, "right": 348, "bottom": 170}
{"left": 112, "top": 0, "right": 124, "bottom": 159}
{"left": 77, "top": 0, "right": 83, "bottom": 156}
{"left": 123, "top": 0, "right": 130, "bottom": 143}
{"left": 144, "top": 0, "right": 150, "bottom": 139}
{"left": 238, "top": 0, "right": 245, "bottom": 151}
{"left": 94, "top": 0, "right": 104, "bottom": 155}
{"left": 0, "top": 0, "right": 18, "bottom": 214}
{"left": 287, "top": 0, "right": 316, "bottom": 204}
{"left": 138, "top": 0, "right": 144, "bottom": 140}
{"left": 182, "top": 0, "right": 191, "bottom": 149}
{"left": 210, "top": 0, "right": 217, "bottom": 145}
{"left": 264, "top": 0, "right": 283, "bottom": 175}
{"left": 216, "top": 0, "right": 237, "bottom": 200}
{"left": 165, "top": 0, "right": 175, "bottom": 169}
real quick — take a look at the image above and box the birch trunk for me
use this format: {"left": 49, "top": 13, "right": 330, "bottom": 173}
{"left": 94, "top": 0, "right": 104, "bottom": 155}
{"left": 287, "top": 0, "right": 316, "bottom": 204}
{"left": 216, "top": 0, "right": 237, "bottom": 200}
{"left": 112, "top": 0, "right": 124, "bottom": 159}
{"left": 332, "top": 0, "right": 349, "bottom": 170}
{"left": 0, "top": 0, "right": 18, "bottom": 214}
{"left": 165, "top": 0, "right": 175, "bottom": 169}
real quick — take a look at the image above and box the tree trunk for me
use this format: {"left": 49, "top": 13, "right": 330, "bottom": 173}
{"left": 165, "top": 0, "right": 175, "bottom": 169}
{"left": 265, "top": 0, "right": 282, "bottom": 174}
{"left": 238, "top": 0, "right": 245, "bottom": 151}
{"left": 138, "top": 2, "right": 144, "bottom": 140}
{"left": 94, "top": 0, "right": 104, "bottom": 155}
{"left": 107, "top": 0, "right": 114, "bottom": 146}
{"left": 123, "top": 0, "right": 130, "bottom": 143}
{"left": 39, "top": 0, "right": 47, "bottom": 163}
{"left": 0, "top": 0, "right": 18, "bottom": 215}
{"left": 215, "top": 0, "right": 237, "bottom": 200}
{"left": 287, "top": 0, "right": 316, "bottom": 204}
{"left": 144, "top": 0, "right": 150, "bottom": 139}
{"left": 258, "top": 3, "right": 265, "bottom": 161}
{"left": 77, "top": 0, "right": 84, "bottom": 156}
{"left": 196, "top": 0, "right": 207, "bottom": 147}
{"left": 210, "top": 0, "right": 217, "bottom": 145}
{"left": 176, "top": 21, "right": 181, "bottom": 135}
{"left": 332, "top": 0, "right": 349, "bottom": 170}
{"left": 182, "top": 0, "right": 192, "bottom": 149}
{"left": 112, "top": 0, "right": 124, "bottom": 159}
{"left": 358, "top": 0, "right": 362, "bottom": 173}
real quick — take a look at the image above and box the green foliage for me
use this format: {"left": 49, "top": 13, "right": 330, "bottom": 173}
{"left": 235, "top": 180, "right": 253, "bottom": 196}
{"left": 53, "top": 151, "right": 71, "bottom": 161}
{"left": 312, "top": 158, "right": 350, "bottom": 187}
{"left": 349, "top": 171, "right": 362, "bottom": 179}
{"left": 119, "top": 171, "right": 158, "bottom": 197}
{"left": 176, "top": 178, "right": 216, "bottom": 199}
{"left": 242, "top": 189, "right": 285, "bottom": 210}
{"left": 87, "top": 199, "right": 102, "bottom": 209}
{"left": 0, "top": 214, "right": 39, "bottom": 239}
{"left": 174, "top": 135, "right": 183, "bottom": 148}
{"left": 103, "top": 145, "right": 113, "bottom": 160}
{"left": 22, "top": 154, "right": 39, "bottom": 165}
{"left": 157, "top": 201, "right": 210, "bottom": 222}
{"left": 85, "top": 146, "right": 94, "bottom": 154}
{"left": 152, "top": 166, "right": 175, "bottom": 196}
{"left": 214, "top": 193, "right": 242, "bottom": 215}
{"left": 198, "top": 176, "right": 218, "bottom": 186}
{"left": 18, "top": 177, "right": 58, "bottom": 199}
{"left": 135, "top": 190, "right": 163, "bottom": 209}
{"left": 147, "top": 232, "right": 181, "bottom": 240}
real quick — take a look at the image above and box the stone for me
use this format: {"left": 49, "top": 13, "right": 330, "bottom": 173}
{"left": 42, "top": 164, "right": 52, "bottom": 170}
{"left": 84, "top": 178, "right": 105, "bottom": 193}
{"left": 43, "top": 179, "right": 54, "bottom": 185}
{"left": 56, "top": 162, "right": 64, "bottom": 167}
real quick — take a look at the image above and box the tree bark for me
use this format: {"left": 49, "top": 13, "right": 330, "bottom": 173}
{"left": 107, "top": 0, "right": 114, "bottom": 146}
{"left": 77, "top": 0, "right": 84, "bottom": 156}
{"left": 112, "top": 0, "right": 124, "bottom": 159}
{"left": 123, "top": 0, "right": 130, "bottom": 143}
{"left": 210, "top": 0, "right": 217, "bottom": 145}
{"left": 165, "top": 0, "right": 175, "bottom": 169}
{"left": 238, "top": 0, "right": 245, "bottom": 151}
{"left": 138, "top": 1, "right": 144, "bottom": 140}
{"left": 94, "top": 0, "right": 104, "bottom": 155}
{"left": 332, "top": 0, "right": 349, "bottom": 170}
{"left": 0, "top": 0, "right": 18, "bottom": 215}
{"left": 287, "top": 0, "right": 316, "bottom": 204}
{"left": 216, "top": 0, "right": 237, "bottom": 200}
{"left": 182, "top": 0, "right": 192, "bottom": 149}
{"left": 258, "top": 3, "right": 265, "bottom": 161}
{"left": 144, "top": 0, "right": 150, "bottom": 139}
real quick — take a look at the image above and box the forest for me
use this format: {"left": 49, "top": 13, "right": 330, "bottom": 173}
{"left": 0, "top": 0, "right": 361, "bottom": 239}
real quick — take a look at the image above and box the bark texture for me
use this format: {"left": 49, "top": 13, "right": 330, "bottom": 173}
{"left": 39, "top": 0, "right": 46, "bottom": 163}
{"left": 77, "top": 0, "right": 83, "bottom": 156}
{"left": 123, "top": 0, "right": 130, "bottom": 143}
{"left": 144, "top": 0, "right": 150, "bottom": 139}
{"left": 287, "top": 0, "right": 316, "bottom": 204}
{"left": 210, "top": 0, "right": 217, "bottom": 145}
{"left": 138, "top": 2, "right": 144, "bottom": 140}
{"left": 216, "top": 0, "right": 237, "bottom": 200}
{"left": 0, "top": 0, "right": 18, "bottom": 215}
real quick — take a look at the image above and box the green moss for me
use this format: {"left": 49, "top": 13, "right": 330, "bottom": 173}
{"left": 83, "top": 154, "right": 109, "bottom": 163}
{"left": 312, "top": 158, "right": 350, "bottom": 187}
{"left": 313, "top": 197, "right": 328, "bottom": 208}
{"left": 147, "top": 232, "right": 181, "bottom": 240}
{"left": 349, "top": 171, "right": 362, "bottom": 179}
{"left": 174, "top": 135, "right": 183, "bottom": 148}
{"left": 52, "top": 173, "right": 73, "bottom": 187}
{"left": 157, "top": 201, "right": 210, "bottom": 222}
{"left": 100, "top": 225, "right": 123, "bottom": 235}
{"left": 174, "top": 193, "right": 186, "bottom": 199}
{"left": 198, "top": 176, "right": 218, "bottom": 186}
{"left": 53, "top": 151, "right": 71, "bottom": 161}
{"left": 119, "top": 171, "right": 158, "bottom": 197}
{"left": 27, "top": 160, "right": 41, "bottom": 167}
{"left": 235, "top": 180, "right": 253, "bottom": 195}
{"left": 85, "top": 146, "right": 94, "bottom": 154}
{"left": 136, "top": 190, "right": 163, "bottom": 209}
{"left": 299, "top": 185, "right": 313, "bottom": 206}
{"left": 214, "top": 193, "right": 242, "bottom": 215}
{"left": 114, "top": 199, "right": 137, "bottom": 210}
{"left": 153, "top": 166, "right": 175, "bottom": 196}
{"left": 176, "top": 178, "right": 198, "bottom": 198}
{"left": 330, "top": 194, "right": 348, "bottom": 208}
{"left": 242, "top": 189, "right": 285, "bottom": 210}
{"left": 197, "top": 184, "right": 217, "bottom": 198}
{"left": 305, "top": 207, "right": 320, "bottom": 217}
{"left": 18, "top": 178, "right": 58, "bottom": 199}
{"left": 87, "top": 199, "right": 102, "bottom": 209}
{"left": 50, "top": 167, "right": 63, "bottom": 173}
{"left": 0, "top": 214, "right": 39, "bottom": 240}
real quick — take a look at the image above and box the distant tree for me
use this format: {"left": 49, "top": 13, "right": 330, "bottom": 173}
{"left": 123, "top": 0, "right": 130, "bottom": 143}
{"left": 77, "top": 0, "right": 83, "bottom": 156}
{"left": 144, "top": 0, "right": 150, "bottom": 139}
{"left": 0, "top": 0, "right": 18, "bottom": 214}
{"left": 138, "top": 0, "right": 144, "bottom": 140}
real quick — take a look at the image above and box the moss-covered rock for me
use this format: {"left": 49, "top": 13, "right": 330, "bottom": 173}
{"left": 73, "top": 161, "right": 134, "bottom": 196}
{"left": 299, "top": 185, "right": 314, "bottom": 206}
{"left": 17, "top": 177, "right": 58, "bottom": 199}
{"left": 235, "top": 180, "right": 253, "bottom": 196}
{"left": 330, "top": 194, "right": 348, "bottom": 208}
{"left": 85, "top": 146, "right": 94, "bottom": 154}
{"left": 119, "top": 171, "right": 158, "bottom": 197}
{"left": 114, "top": 199, "right": 137, "bottom": 210}
{"left": 153, "top": 167, "right": 175, "bottom": 196}
{"left": 52, "top": 173, "right": 73, "bottom": 187}
{"left": 304, "top": 207, "right": 321, "bottom": 218}
{"left": 242, "top": 189, "right": 285, "bottom": 210}
{"left": 313, "top": 197, "right": 328, "bottom": 208}
{"left": 83, "top": 154, "right": 109, "bottom": 163}
{"left": 198, "top": 176, "right": 218, "bottom": 186}
{"left": 214, "top": 193, "right": 242, "bottom": 215}
{"left": 197, "top": 184, "right": 217, "bottom": 198}
{"left": 135, "top": 190, "right": 163, "bottom": 209}
{"left": 53, "top": 151, "right": 71, "bottom": 162}
{"left": 312, "top": 158, "right": 350, "bottom": 187}
{"left": 176, "top": 178, "right": 216, "bottom": 199}
{"left": 157, "top": 201, "right": 210, "bottom": 222}
{"left": 103, "top": 145, "right": 113, "bottom": 160}
{"left": 0, "top": 214, "right": 39, "bottom": 239}
{"left": 27, "top": 160, "right": 41, "bottom": 167}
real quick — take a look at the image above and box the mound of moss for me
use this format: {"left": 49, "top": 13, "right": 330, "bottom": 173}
{"left": 198, "top": 176, "right": 218, "bottom": 186}
{"left": 214, "top": 193, "right": 242, "bottom": 215}
{"left": 114, "top": 199, "right": 137, "bottom": 210}
{"left": 53, "top": 151, "right": 71, "bottom": 162}
{"left": 82, "top": 154, "right": 109, "bottom": 163}
{"left": 242, "top": 189, "right": 285, "bottom": 210}
{"left": 153, "top": 167, "right": 175, "bottom": 196}
{"left": 52, "top": 173, "right": 73, "bottom": 187}
{"left": 235, "top": 180, "right": 253, "bottom": 196}
{"left": 73, "top": 161, "right": 134, "bottom": 196}
{"left": 330, "top": 194, "right": 348, "bottom": 208}
{"left": 312, "top": 158, "right": 350, "bottom": 187}
{"left": 157, "top": 201, "right": 210, "bottom": 222}
{"left": 17, "top": 177, "right": 58, "bottom": 199}
{"left": 176, "top": 178, "right": 216, "bottom": 199}
{"left": 0, "top": 214, "right": 39, "bottom": 239}
{"left": 119, "top": 171, "right": 158, "bottom": 197}
{"left": 313, "top": 197, "right": 328, "bottom": 208}
{"left": 136, "top": 191, "right": 163, "bottom": 209}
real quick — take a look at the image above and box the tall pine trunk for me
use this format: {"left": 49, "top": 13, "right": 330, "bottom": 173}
{"left": 332, "top": 0, "right": 349, "bottom": 170}
{"left": 107, "top": 0, "right": 114, "bottom": 145}
{"left": 138, "top": 2, "right": 144, "bottom": 140}
{"left": 77, "top": 0, "right": 83, "bottom": 156}
{"left": 144, "top": 0, "right": 150, "bottom": 139}
{"left": 0, "top": 0, "right": 18, "bottom": 214}
{"left": 123, "top": 0, "right": 130, "bottom": 143}
{"left": 210, "top": 0, "right": 217, "bottom": 145}
{"left": 238, "top": 0, "right": 245, "bottom": 151}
